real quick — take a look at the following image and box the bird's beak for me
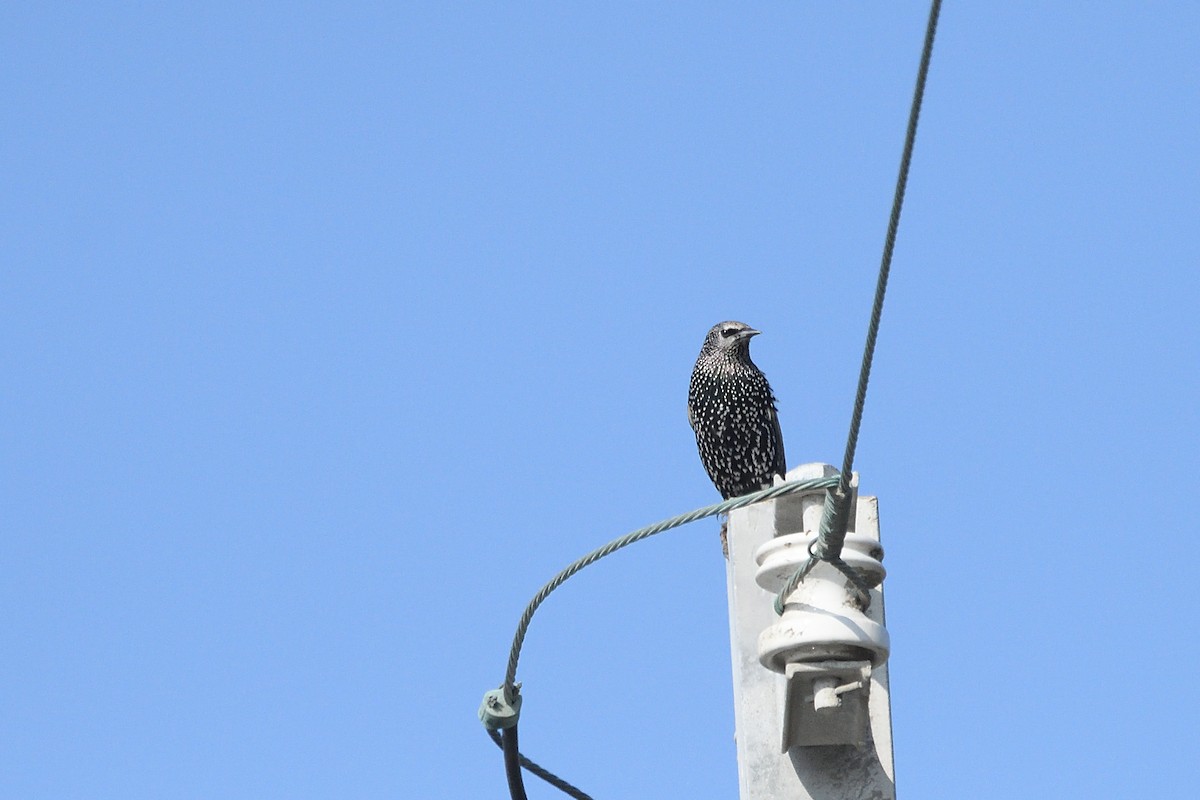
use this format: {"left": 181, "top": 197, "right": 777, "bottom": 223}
{"left": 740, "top": 329, "right": 761, "bottom": 340}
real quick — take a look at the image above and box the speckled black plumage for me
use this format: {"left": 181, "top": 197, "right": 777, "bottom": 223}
{"left": 688, "top": 321, "right": 787, "bottom": 500}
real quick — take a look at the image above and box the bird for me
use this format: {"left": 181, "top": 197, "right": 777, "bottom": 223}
{"left": 688, "top": 321, "right": 787, "bottom": 500}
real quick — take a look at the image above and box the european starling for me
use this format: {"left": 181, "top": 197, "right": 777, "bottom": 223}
{"left": 688, "top": 321, "right": 787, "bottom": 500}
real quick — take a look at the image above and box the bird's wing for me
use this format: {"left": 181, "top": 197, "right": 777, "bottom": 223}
{"left": 687, "top": 403, "right": 697, "bottom": 431}
{"left": 769, "top": 403, "right": 787, "bottom": 479}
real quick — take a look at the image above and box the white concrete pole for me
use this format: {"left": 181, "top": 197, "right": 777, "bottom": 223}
{"left": 725, "top": 463, "right": 895, "bottom": 799}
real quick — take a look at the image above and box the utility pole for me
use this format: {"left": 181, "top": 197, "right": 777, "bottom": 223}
{"left": 725, "top": 463, "right": 895, "bottom": 799}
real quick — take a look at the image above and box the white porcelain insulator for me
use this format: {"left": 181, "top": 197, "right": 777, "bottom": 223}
{"left": 755, "top": 530, "right": 890, "bottom": 673}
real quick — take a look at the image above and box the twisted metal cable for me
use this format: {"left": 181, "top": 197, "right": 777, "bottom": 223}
{"left": 834, "top": 0, "right": 942, "bottom": 511}
{"left": 837, "top": 0, "right": 941, "bottom": 504}
{"left": 501, "top": 475, "right": 840, "bottom": 703}
{"left": 775, "top": 0, "right": 941, "bottom": 615}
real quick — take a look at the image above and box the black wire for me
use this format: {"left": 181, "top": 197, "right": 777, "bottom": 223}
{"left": 501, "top": 726, "right": 529, "bottom": 800}
{"left": 489, "top": 728, "right": 595, "bottom": 800}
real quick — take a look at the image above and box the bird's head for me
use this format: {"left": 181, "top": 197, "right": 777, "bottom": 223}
{"left": 702, "top": 320, "right": 761, "bottom": 357}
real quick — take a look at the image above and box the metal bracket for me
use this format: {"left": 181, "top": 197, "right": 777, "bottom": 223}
{"left": 781, "top": 660, "right": 873, "bottom": 750}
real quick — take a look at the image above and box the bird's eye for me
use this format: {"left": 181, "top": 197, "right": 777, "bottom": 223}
{"left": 721, "top": 327, "right": 738, "bottom": 338}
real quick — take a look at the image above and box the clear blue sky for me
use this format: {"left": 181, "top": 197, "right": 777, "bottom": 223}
{"left": 4, "top": 3, "right": 1198, "bottom": 798}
